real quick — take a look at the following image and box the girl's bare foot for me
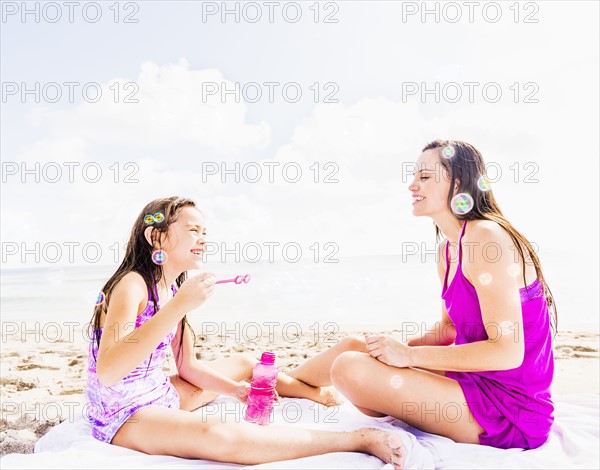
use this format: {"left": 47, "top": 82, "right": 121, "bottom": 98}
{"left": 359, "top": 427, "right": 405, "bottom": 469}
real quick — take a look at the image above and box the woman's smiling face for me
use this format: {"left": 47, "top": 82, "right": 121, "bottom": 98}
{"left": 408, "top": 149, "right": 455, "bottom": 217}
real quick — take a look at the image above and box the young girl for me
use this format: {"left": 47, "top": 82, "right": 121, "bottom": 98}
{"left": 84, "top": 196, "right": 405, "bottom": 467}
{"left": 289, "top": 140, "right": 556, "bottom": 450}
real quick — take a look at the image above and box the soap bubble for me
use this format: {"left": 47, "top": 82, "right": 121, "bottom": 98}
{"left": 96, "top": 291, "right": 105, "bottom": 305}
{"left": 451, "top": 193, "right": 473, "bottom": 215}
{"left": 442, "top": 146, "right": 455, "bottom": 159}
{"left": 152, "top": 250, "right": 168, "bottom": 265}
{"left": 390, "top": 375, "right": 404, "bottom": 389}
{"left": 478, "top": 273, "right": 493, "bottom": 285}
{"left": 477, "top": 176, "right": 491, "bottom": 191}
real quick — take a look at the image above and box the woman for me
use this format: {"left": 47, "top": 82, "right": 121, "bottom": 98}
{"left": 289, "top": 139, "right": 556, "bottom": 450}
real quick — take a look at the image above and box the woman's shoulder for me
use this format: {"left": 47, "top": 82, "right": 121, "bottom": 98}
{"left": 464, "top": 219, "right": 511, "bottom": 244}
{"left": 463, "top": 219, "right": 516, "bottom": 266}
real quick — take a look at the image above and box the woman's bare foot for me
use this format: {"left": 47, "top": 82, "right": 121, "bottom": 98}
{"left": 359, "top": 427, "right": 405, "bottom": 469}
{"left": 277, "top": 371, "right": 343, "bottom": 406}
{"left": 315, "top": 386, "right": 345, "bottom": 407}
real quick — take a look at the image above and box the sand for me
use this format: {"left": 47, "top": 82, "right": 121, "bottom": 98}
{"left": 1, "top": 323, "right": 598, "bottom": 456}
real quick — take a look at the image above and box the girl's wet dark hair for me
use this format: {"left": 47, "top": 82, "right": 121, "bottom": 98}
{"left": 422, "top": 139, "right": 558, "bottom": 336}
{"left": 90, "top": 196, "right": 199, "bottom": 375}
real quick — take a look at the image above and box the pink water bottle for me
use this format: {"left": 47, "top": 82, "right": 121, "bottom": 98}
{"left": 244, "top": 352, "right": 278, "bottom": 425}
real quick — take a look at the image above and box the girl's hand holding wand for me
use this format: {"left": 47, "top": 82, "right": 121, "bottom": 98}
{"left": 173, "top": 272, "right": 216, "bottom": 313}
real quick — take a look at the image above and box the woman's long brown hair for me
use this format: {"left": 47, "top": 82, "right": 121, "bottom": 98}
{"left": 90, "top": 196, "right": 198, "bottom": 374}
{"left": 422, "top": 139, "right": 558, "bottom": 336}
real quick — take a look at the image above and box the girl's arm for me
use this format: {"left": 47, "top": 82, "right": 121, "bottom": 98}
{"left": 96, "top": 272, "right": 214, "bottom": 387}
{"left": 406, "top": 240, "right": 457, "bottom": 347}
{"left": 368, "top": 224, "right": 525, "bottom": 372}
{"left": 171, "top": 320, "right": 245, "bottom": 398}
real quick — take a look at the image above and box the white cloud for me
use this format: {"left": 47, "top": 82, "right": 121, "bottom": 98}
{"left": 2, "top": 45, "right": 598, "bottom": 264}
{"left": 21, "top": 58, "right": 271, "bottom": 156}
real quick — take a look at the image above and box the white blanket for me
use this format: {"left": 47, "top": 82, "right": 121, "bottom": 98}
{"left": 1, "top": 394, "right": 598, "bottom": 469}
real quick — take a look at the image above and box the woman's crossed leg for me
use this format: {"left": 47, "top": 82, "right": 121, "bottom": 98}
{"left": 330, "top": 351, "right": 485, "bottom": 445}
{"left": 170, "top": 353, "right": 340, "bottom": 412}
{"left": 289, "top": 336, "right": 484, "bottom": 444}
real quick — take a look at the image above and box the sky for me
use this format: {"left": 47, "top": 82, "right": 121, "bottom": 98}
{"left": 1, "top": 1, "right": 599, "bottom": 274}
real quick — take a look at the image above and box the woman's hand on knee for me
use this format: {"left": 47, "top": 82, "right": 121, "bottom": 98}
{"left": 365, "top": 335, "right": 411, "bottom": 368}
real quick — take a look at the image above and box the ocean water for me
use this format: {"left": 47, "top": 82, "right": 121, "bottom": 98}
{"left": 0, "top": 254, "right": 597, "bottom": 332}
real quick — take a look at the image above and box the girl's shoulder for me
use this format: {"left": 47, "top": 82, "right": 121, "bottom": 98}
{"left": 111, "top": 271, "right": 149, "bottom": 311}
{"left": 117, "top": 271, "right": 148, "bottom": 292}
{"left": 97, "top": 272, "right": 149, "bottom": 329}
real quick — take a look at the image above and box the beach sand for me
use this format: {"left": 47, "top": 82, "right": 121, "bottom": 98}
{"left": 1, "top": 323, "right": 598, "bottom": 456}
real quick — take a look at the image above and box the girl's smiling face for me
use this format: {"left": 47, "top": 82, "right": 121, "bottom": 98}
{"left": 146, "top": 206, "right": 207, "bottom": 271}
{"left": 408, "top": 149, "right": 456, "bottom": 217}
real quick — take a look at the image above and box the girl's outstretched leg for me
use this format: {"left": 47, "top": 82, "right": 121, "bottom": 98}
{"left": 111, "top": 407, "right": 405, "bottom": 468}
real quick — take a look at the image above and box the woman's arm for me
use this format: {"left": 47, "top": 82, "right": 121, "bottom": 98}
{"left": 406, "top": 239, "right": 457, "bottom": 347}
{"left": 171, "top": 319, "right": 247, "bottom": 399}
{"left": 369, "top": 224, "right": 525, "bottom": 372}
{"left": 406, "top": 317, "right": 457, "bottom": 347}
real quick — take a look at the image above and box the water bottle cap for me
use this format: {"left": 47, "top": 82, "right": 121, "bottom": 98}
{"left": 260, "top": 352, "right": 276, "bottom": 365}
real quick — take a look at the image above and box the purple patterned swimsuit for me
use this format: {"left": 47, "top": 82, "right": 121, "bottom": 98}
{"left": 85, "top": 283, "right": 180, "bottom": 443}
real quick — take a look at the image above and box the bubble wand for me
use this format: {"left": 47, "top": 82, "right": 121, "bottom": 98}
{"left": 215, "top": 274, "right": 251, "bottom": 285}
